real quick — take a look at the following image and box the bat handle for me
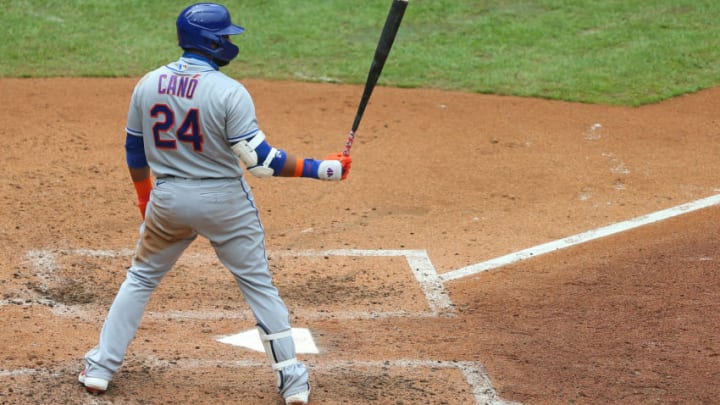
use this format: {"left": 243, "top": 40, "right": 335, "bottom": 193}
{"left": 342, "top": 130, "right": 356, "bottom": 156}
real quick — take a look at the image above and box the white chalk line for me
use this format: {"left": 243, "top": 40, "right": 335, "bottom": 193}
{"left": 146, "top": 308, "right": 441, "bottom": 321}
{"left": 12, "top": 192, "right": 720, "bottom": 315}
{"left": 440, "top": 194, "right": 720, "bottom": 282}
{"left": 8, "top": 196, "right": 717, "bottom": 405}
{"left": 14, "top": 248, "right": 453, "bottom": 319}
{"left": 272, "top": 249, "right": 452, "bottom": 314}
{"left": 7, "top": 249, "right": 509, "bottom": 404}
{"left": 3, "top": 304, "right": 440, "bottom": 322}
{"left": 0, "top": 367, "right": 43, "bottom": 377}
{"left": 0, "top": 358, "right": 513, "bottom": 405}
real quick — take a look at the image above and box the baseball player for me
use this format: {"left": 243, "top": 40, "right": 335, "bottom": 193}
{"left": 78, "top": 3, "right": 351, "bottom": 404}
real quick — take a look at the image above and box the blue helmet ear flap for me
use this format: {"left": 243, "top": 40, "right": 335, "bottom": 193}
{"left": 176, "top": 3, "right": 244, "bottom": 65}
{"left": 216, "top": 42, "right": 239, "bottom": 66}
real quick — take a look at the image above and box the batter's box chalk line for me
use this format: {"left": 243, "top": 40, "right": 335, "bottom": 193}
{"left": 0, "top": 358, "right": 518, "bottom": 405}
{"left": 14, "top": 248, "right": 454, "bottom": 320}
{"left": 14, "top": 192, "right": 720, "bottom": 316}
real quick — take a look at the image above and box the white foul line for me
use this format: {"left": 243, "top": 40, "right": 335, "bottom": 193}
{"left": 440, "top": 194, "right": 720, "bottom": 282}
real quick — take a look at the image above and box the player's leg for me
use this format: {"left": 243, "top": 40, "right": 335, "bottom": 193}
{"left": 215, "top": 237, "right": 310, "bottom": 400}
{"left": 196, "top": 178, "right": 310, "bottom": 399}
{"left": 83, "top": 181, "right": 197, "bottom": 384}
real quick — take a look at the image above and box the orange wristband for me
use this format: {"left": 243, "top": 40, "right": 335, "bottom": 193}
{"left": 133, "top": 177, "right": 153, "bottom": 218}
{"left": 292, "top": 157, "right": 304, "bottom": 177}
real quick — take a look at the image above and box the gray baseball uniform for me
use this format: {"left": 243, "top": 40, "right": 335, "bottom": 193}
{"left": 83, "top": 55, "right": 309, "bottom": 397}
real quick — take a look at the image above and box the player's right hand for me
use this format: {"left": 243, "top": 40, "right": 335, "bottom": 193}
{"left": 324, "top": 152, "right": 352, "bottom": 180}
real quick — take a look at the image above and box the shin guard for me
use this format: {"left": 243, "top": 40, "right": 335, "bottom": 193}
{"left": 257, "top": 324, "right": 297, "bottom": 389}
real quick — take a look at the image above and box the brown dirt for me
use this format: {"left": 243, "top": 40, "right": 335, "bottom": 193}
{"left": 1, "top": 77, "right": 719, "bottom": 404}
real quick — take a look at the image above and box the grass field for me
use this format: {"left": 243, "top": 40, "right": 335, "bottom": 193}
{"left": 2, "top": 0, "right": 719, "bottom": 105}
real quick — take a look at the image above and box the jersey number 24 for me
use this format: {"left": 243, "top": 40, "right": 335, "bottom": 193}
{"left": 151, "top": 104, "right": 204, "bottom": 152}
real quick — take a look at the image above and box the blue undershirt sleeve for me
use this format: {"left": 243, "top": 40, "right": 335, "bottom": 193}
{"left": 125, "top": 133, "right": 148, "bottom": 168}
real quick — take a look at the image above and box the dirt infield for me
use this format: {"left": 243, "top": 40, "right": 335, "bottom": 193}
{"left": 1, "top": 77, "right": 719, "bottom": 404}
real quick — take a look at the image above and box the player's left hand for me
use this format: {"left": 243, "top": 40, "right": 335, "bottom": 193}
{"left": 324, "top": 152, "right": 352, "bottom": 180}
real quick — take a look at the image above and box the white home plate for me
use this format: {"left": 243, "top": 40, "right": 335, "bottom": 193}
{"left": 217, "top": 328, "right": 319, "bottom": 354}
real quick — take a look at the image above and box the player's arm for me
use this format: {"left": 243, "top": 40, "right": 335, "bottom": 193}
{"left": 231, "top": 130, "right": 352, "bottom": 181}
{"left": 125, "top": 132, "right": 152, "bottom": 219}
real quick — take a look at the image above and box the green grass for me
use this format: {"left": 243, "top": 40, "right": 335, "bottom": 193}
{"left": 2, "top": 0, "right": 720, "bottom": 105}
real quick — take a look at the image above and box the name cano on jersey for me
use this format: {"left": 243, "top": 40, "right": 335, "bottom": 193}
{"left": 157, "top": 74, "right": 200, "bottom": 99}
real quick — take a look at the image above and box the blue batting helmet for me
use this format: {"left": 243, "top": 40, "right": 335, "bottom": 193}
{"left": 176, "top": 3, "right": 245, "bottom": 66}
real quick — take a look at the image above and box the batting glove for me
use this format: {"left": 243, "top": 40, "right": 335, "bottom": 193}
{"left": 324, "top": 152, "right": 352, "bottom": 180}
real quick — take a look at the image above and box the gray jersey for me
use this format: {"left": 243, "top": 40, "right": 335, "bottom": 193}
{"left": 84, "top": 5, "right": 311, "bottom": 402}
{"left": 126, "top": 56, "right": 258, "bottom": 179}
{"left": 85, "top": 56, "right": 309, "bottom": 398}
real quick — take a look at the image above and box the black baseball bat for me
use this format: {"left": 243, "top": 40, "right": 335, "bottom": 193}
{"left": 343, "top": 0, "right": 408, "bottom": 156}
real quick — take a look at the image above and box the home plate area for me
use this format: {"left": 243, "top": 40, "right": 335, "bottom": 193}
{"left": 9, "top": 246, "right": 516, "bottom": 404}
